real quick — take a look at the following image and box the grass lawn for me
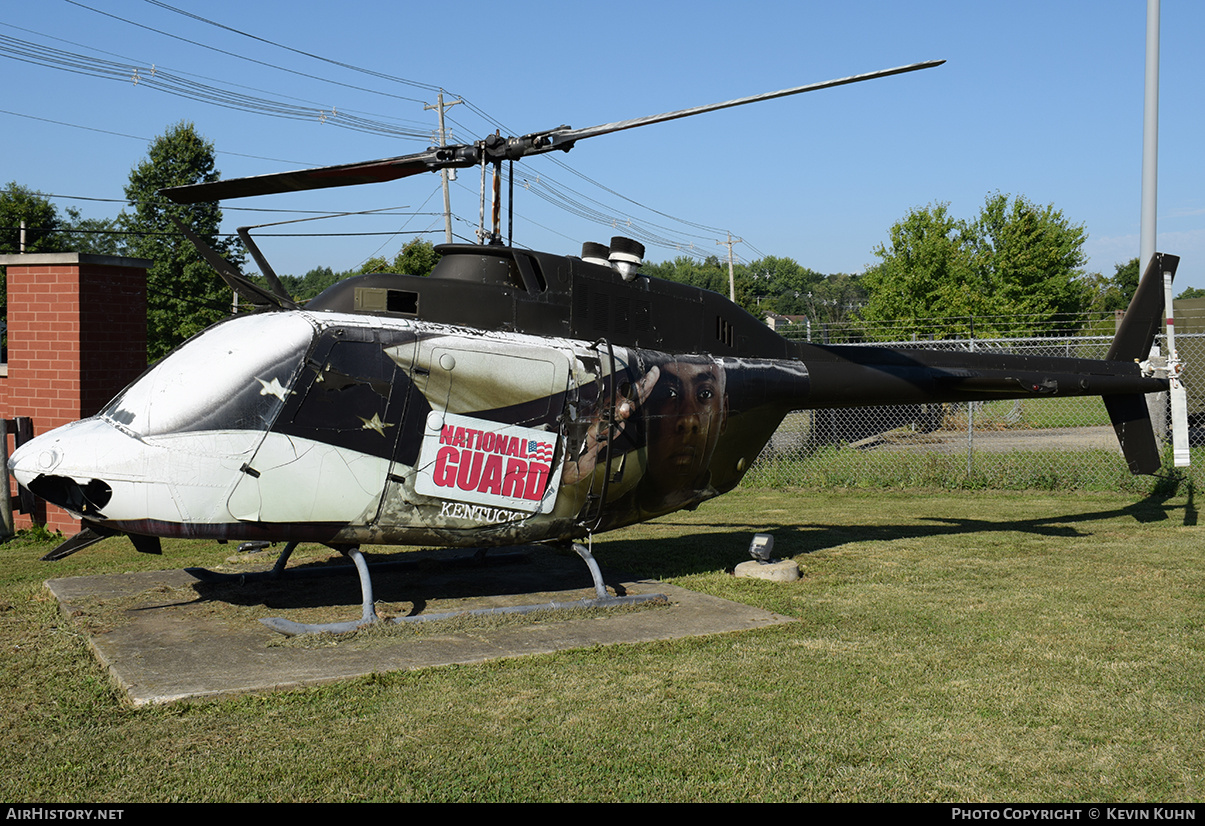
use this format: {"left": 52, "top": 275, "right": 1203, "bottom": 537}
{"left": 979, "top": 396, "right": 1112, "bottom": 429}
{"left": 1, "top": 487, "right": 1202, "bottom": 802}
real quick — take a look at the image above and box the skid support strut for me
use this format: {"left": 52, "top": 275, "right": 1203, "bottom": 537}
{"left": 186, "top": 541, "right": 299, "bottom": 584}
{"left": 261, "top": 546, "right": 379, "bottom": 636}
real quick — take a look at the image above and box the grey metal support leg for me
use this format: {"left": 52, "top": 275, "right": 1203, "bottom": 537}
{"left": 186, "top": 540, "right": 300, "bottom": 583}
{"left": 261, "top": 546, "right": 380, "bottom": 636}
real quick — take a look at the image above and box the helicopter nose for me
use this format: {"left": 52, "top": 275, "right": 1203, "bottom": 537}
{"left": 9, "top": 418, "right": 139, "bottom": 519}
{"left": 12, "top": 419, "right": 108, "bottom": 487}
{"left": 10, "top": 439, "right": 64, "bottom": 479}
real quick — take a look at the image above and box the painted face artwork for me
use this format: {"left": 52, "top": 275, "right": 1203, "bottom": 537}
{"left": 639, "top": 356, "right": 727, "bottom": 509}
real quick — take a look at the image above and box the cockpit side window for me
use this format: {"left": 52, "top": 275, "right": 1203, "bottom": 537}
{"left": 272, "top": 328, "right": 428, "bottom": 461}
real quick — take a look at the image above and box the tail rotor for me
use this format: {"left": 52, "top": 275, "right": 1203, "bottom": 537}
{"left": 1163, "top": 264, "right": 1191, "bottom": 467}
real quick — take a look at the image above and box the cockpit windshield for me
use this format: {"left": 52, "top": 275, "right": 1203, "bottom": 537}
{"left": 101, "top": 313, "right": 317, "bottom": 437}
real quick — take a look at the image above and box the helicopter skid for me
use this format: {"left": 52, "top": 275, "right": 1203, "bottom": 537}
{"left": 252, "top": 541, "right": 666, "bottom": 637}
{"left": 262, "top": 592, "right": 668, "bottom": 637}
{"left": 185, "top": 542, "right": 531, "bottom": 584}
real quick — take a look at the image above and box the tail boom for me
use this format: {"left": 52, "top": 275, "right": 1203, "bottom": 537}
{"left": 777, "top": 253, "right": 1180, "bottom": 475}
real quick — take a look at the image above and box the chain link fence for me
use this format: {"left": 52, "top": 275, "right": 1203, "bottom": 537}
{"left": 748, "top": 314, "right": 1205, "bottom": 492}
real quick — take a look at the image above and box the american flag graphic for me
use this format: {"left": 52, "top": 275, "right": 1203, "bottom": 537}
{"left": 528, "top": 440, "right": 554, "bottom": 462}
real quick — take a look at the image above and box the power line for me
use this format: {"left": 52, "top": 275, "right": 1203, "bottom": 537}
{"left": 142, "top": 0, "right": 443, "bottom": 95}
{"left": 66, "top": 0, "right": 435, "bottom": 103}
{"left": 11, "top": 6, "right": 761, "bottom": 263}
{"left": 0, "top": 108, "right": 318, "bottom": 167}
{"left": 544, "top": 155, "right": 731, "bottom": 236}
{"left": 5, "top": 18, "right": 431, "bottom": 133}
{"left": 0, "top": 30, "right": 431, "bottom": 139}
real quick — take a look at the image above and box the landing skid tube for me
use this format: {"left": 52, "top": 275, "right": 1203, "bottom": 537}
{"left": 184, "top": 542, "right": 527, "bottom": 584}
{"left": 188, "top": 541, "right": 666, "bottom": 636}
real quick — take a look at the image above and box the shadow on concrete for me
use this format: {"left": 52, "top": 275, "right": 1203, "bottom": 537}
{"left": 45, "top": 544, "right": 792, "bottom": 706}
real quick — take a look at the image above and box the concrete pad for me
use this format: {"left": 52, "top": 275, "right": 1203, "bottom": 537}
{"left": 45, "top": 546, "right": 793, "bottom": 706}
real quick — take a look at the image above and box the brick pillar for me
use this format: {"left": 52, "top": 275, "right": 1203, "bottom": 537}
{"left": 0, "top": 253, "right": 149, "bottom": 534}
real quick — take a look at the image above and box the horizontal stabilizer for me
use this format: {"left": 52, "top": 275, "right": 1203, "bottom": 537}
{"left": 1104, "top": 394, "right": 1161, "bottom": 475}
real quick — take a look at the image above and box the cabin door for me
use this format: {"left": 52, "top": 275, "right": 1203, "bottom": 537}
{"left": 227, "top": 328, "right": 408, "bottom": 526}
{"left": 380, "top": 335, "right": 572, "bottom": 524}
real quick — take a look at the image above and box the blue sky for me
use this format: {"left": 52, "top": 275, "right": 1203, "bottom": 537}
{"left": 3, "top": 1, "right": 1203, "bottom": 295}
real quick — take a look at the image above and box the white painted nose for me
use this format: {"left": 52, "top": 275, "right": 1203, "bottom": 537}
{"left": 8, "top": 417, "right": 137, "bottom": 518}
{"left": 10, "top": 418, "right": 121, "bottom": 486}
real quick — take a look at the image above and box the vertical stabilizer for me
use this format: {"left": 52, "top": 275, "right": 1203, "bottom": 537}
{"left": 1107, "top": 252, "right": 1179, "bottom": 362}
{"left": 1103, "top": 252, "right": 1180, "bottom": 474}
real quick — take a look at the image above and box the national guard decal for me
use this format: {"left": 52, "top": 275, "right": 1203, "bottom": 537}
{"left": 415, "top": 411, "right": 562, "bottom": 513}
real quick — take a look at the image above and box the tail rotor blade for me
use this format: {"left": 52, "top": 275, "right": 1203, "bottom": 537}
{"left": 1163, "top": 264, "right": 1191, "bottom": 467}
{"left": 1169, "top": 379, "right": 1190, "bottom": 468}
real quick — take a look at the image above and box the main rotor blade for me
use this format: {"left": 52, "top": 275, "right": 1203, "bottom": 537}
{"left": 162, "top": 148, "right": 452, "bottom": 204}
{"left": 541, "top": 60, "right": 945, "bottom": 148}
{"left": 161, "top": 59, "right": 944, "bottom": 204}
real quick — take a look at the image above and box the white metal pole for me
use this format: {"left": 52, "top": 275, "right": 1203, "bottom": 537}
{"left": 1139, "top": 0, "right": 1160, "bottom": 274}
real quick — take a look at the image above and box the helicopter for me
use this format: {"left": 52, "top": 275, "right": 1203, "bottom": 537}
{"left": 6, "top": 60, "right": 1186, "bottom": 635}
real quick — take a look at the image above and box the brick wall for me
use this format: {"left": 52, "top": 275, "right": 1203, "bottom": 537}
{"left": 0, "top": 253, "right": 149, "bottom": 534}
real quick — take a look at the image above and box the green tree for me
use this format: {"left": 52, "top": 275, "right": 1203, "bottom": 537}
{"left": 862, "top": 194, "right": 1091, "bottom": 339}
{"left": 645, "top": 255, "right": 729, "bottom": 294}
{"left": 358, "top": 239, "right": 440, "bottom": 278}
{"left": 280, "top": 266, "right": 343, "bottom": 302}
{"left": 1087, "top": 258, "right": 1140, "bottom": 312}
{"left": 965, "top": 192, "right": 1090, "bottom": 321}
{"left": 358, "top": 256, "right": 389, "bottom": 274}
{"left": 1111, "top": 258, "right": 1140, "bottom": 304}
{"left": 0, "top": 184, "right": 61, "bottom": 323}
{"left": 0, "top": 183, "right": 61, "bottom": 255}
{"left": 61, "top": 208, "right": 125, "bottom": 256}
{"left": 644, "top": 255, "right": 760, "bottom": 314}
{"left": 802, "top": 272, "right": 867, "bottom": 330}
{"left": 394, "top": 238, "right": 438, "bottom": 276}
{"left": 122, "top": 122, "right": 236, "bottom": 360}
{"left": 0, "top": 185, "right": 126, "bottom": 257}
{"left": 746, "top": 256, "right": 824, "bottom": 315}
{"left": 861, "top": 202, "right": 980, "bottom": 337}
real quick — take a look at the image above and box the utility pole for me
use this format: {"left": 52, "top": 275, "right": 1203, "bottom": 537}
{"left": 717, "top": 231, "right": 743, "bottom": 302}
{"left": 425, "top": 90, "right": 463, "bottom": 243}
